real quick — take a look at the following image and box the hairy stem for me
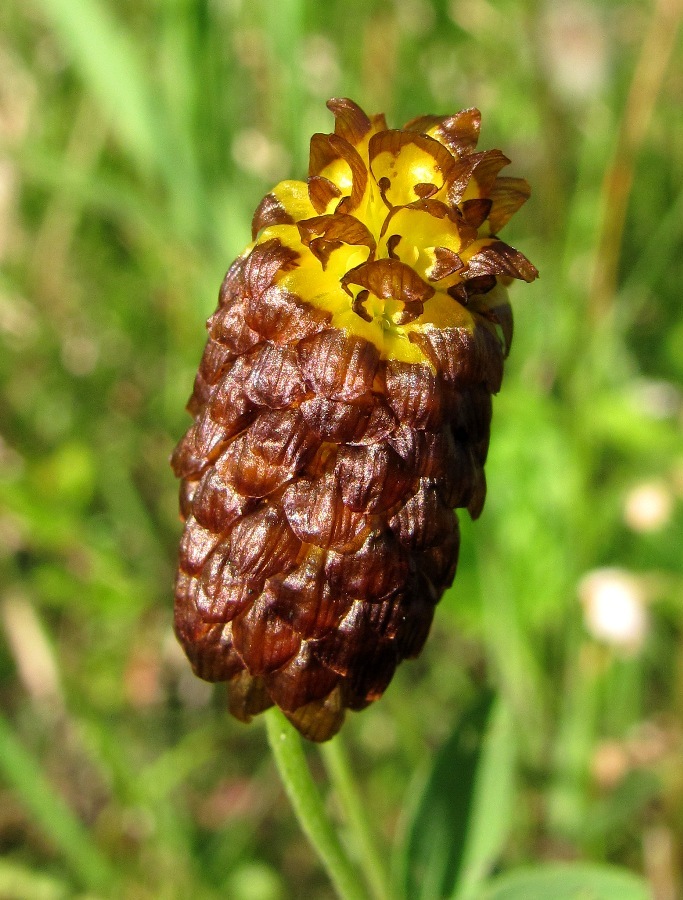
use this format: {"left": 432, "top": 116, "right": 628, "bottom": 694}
{"left": 265, "top": 708, "right": 368, "bottom": 900}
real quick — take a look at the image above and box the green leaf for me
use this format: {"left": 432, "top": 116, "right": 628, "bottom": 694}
{"left": 394, "top": 693, "right": 515, "bottom": 900}
{"left": 477, "top": 864, "right": 652, "bottom": 900}
{"left": 31, "top": 0, "right": 164, "bottom": 174}
{"left": 452, "top": 699, "right": 516, "bottom": 900}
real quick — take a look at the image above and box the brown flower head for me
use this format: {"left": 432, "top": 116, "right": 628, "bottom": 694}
{"left": 172, "top": 98, "right": 538, "bottom": 741}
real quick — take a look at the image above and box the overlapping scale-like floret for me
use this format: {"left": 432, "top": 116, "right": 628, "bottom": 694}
{"left": 172, "top": 98, "right": 537, "bottom": 740}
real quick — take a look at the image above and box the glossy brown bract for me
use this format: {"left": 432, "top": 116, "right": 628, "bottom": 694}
{"left": 172, "top": 98, "right": 537, "bottom": 741}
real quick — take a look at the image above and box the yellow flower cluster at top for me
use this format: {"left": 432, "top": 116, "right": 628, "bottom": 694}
{"left": 248, "top": 98, "right": 537, "bottom": 367}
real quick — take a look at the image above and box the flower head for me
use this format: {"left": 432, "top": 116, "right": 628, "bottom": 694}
{"left": 250, "top": 98, "right": 537, "bottom": 368}
{"left": 172, "top": 99, "right": 538, "bottom": 741}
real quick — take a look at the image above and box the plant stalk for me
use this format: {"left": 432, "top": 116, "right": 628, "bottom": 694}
{"left": 265, "top": 707, "right": 368, "bottom": 900}
{"left": 589, "top": 0, "right": 683, "bottom": 319}
{"left": 320, "top": 736, "right": 390, "bottom": 900}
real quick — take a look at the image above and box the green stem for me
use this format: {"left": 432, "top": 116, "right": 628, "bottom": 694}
{"left": 264, "top": 708, "right": 368, "bottom": 900}
{"left": 320, "top": 737, "right": 390, "bottom": 900}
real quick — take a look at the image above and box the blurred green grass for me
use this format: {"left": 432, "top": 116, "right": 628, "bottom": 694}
{"left": 0, "top": 0, "right": 682, "bottom": 897}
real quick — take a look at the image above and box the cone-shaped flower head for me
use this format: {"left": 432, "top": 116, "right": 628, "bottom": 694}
{"left": 172, "top": 99, "right": 538, "bottom": 741}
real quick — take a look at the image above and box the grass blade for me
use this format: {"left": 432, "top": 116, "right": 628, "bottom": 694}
{"left": 31, "top": 0, "right": 164, "bottom": 174}
{"left": 477, "top": 863, "right": 651, "bottom": 900}
{"left": 451, "top": 698, "right": 516, "bottom": 900}
{"left": 392, "top": 693, "right": 497, "bottom": 900}
{"left": 0, "top": 711, "right": 116, "bottom": 893}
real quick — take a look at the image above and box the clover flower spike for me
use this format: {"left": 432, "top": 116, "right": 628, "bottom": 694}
{"left": 172, "top": 98, "right": 538, "bottom": 741}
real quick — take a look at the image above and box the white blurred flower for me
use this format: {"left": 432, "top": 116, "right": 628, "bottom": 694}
{"left": 629, "top": 379, "right": 681, "bottom": 420}
{"left": 591, "top": 739, "right": 630, "bottom": 790}
{"left": 301, "top": 35, "right": 341, "bottom": 98}
{"left": 540, "top": 1, "right": 607, "bottom": 101}
{"left": 579, "top": 568, "right": 648, "bottom": 654}
{"left": 624, "top": 480, "right": 673, "bottom": 533}
{"left": 232, "top": 129, "right": 290, "bottom": 183}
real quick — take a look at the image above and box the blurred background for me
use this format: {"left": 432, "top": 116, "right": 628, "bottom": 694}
{"left": 1, "top": 0, "right": 682, "bottom": 897}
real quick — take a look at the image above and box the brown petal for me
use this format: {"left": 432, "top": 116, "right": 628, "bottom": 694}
{"left": 282, "top": 474, "right": 369, "bottom": 551}
{"left": 387, "top": 425, "right": 476, "bottom": 508}
{"left": 174, "top": 575, "right": 245, "bottom": 682}
{"left": 283, "top": 686, "right": 345, "bottom": 742}
{"left": 488, "top": 176, "right": 531, "bottom": 233}
{"left": 217, "top": 409, "right": 318, "bottom": 498}
{"left": 245, "top": 284, "right": 331, "bottom": 343}
{"left": 208, "top": 300, "right": 262, "bottom": 354}
{"left": 388, "top": 424, "right": 457, "bottom": 478}
{"left": 299, "top": 396, "right": 395, "bottom": 445}
{"left": 426, "top": 247, "right": 465, "bottom": 282}
{"left": 309, "top": 133, "right": 368, "bottom": 211}
{"left": 467, "top": 465, "right": 487, "bottom": 519}
{"left": 465, "top": 240, "right": 538, "bottom": 284}
{"left": 228, "top": 503, "right": 301, "bottom": 580}
{"left": 265, "top": 643, "right": 340, "bottom": 711}
{"left": 384, "top": 360, "right": 443, "bottom": 428}
{"left": 402, "top": 113, "right": 446, "bottom": 133}
{"left": 171, "top": 411, "right": 230, "bottom": 479}
{"left": 297, "top": 214, "right": 376, "bottom": 262}
{"left": 243, "top": 343, "right": 306, "bottom": 408}
{"left": 308, "top": 175, "right": 342, "bottom": 214}
{"left": 264, "top": 548, "right": 352, "bottom": 639}
{"left": 390, "top": 480, "right": 458, "bottom": 550}
{"left": 187, "top": 372, "right": 210, "bottom": 417}
{"left": 441, "top": 441, "right": 483, "bottom": 509}
{"left": 311, "top": 601, "right": 375, "bottom": 675}
{"left": 243, "top": 238, "right": 300, "bottom": 298}
{"left": 197, "top": 550, "right": 260, "bottom": 623}
{"left": 325, "top": 528, "right": 408, "bottom": 601}
{"left": 298, "top": 329, "right": 380, "bottom": 400}
{"left": 452, "top": 384, "right": 492, "bottom": 463}
{"left": 192, "top": 468, "right": 257, "bottom": 533}
{"left": 248, "top": 409, "right": 318, "bottom": 469}
{"left": 461, "top": 198, "right": 492, "bottom": 229}
{"left": 364, "top": 580, "right": 437, "bottom": 664}
{"left": 179, "top": 515, "right": 221, "bottom": 575}
{"left": 207, "top": 365, "right": 254, "bottom": 431}
{"left": 434, "top": 108, "right": 482, "bottom": 156}
{"left": 448, "top": 150, "right": 510, "bottom": 205}
{"left": 343, "top": 638, "right": 397, "bottom": 706}
{"left": 232, "top": 592, "right": 302, "bottom": 674}
{"left": 227, "top": 671, "right": 274, "bottom": 721}
{"left": 417, "top": 523, "right": 460, "bottom": 593}
{"left": 312, "top": 602, "right": 398, "bottom": 702}
{"left": 218, "top": 255, "right": 249, "bottom": 307}
{"left": 473, "top": 289, "right": 514, "bottom": 358}
{"left": 220, "top": 429, "right": 291, "bottom": 502}
{"left": 341, "top": 259, "right": 434, "bottom": 319}
{"left": 327, "top": 97, "right": 372, "bottom": 145}
{"left": 393, "top": 592, "right": 436, "bottom": 660}
{"left": 251, "top": 192, "right": 294, "bottom": 239}
{"left": 197, "top": 340, "right": 235, "bottom": 386}
{"left": 404, "top": 108, "right": 481, "bottom": 157}
{"left": 335, "top": 443, "right": 412, "bottom": 513}
{"left": 179, "top": 478, "right": 198, "bottom": 520}
{"left": 408, "top": 323, "right": 504, "bottom": 391}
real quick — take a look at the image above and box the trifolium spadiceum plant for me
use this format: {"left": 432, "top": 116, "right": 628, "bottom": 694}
{"left": 171, "top": 98, "right": 538, "bottom": 742}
